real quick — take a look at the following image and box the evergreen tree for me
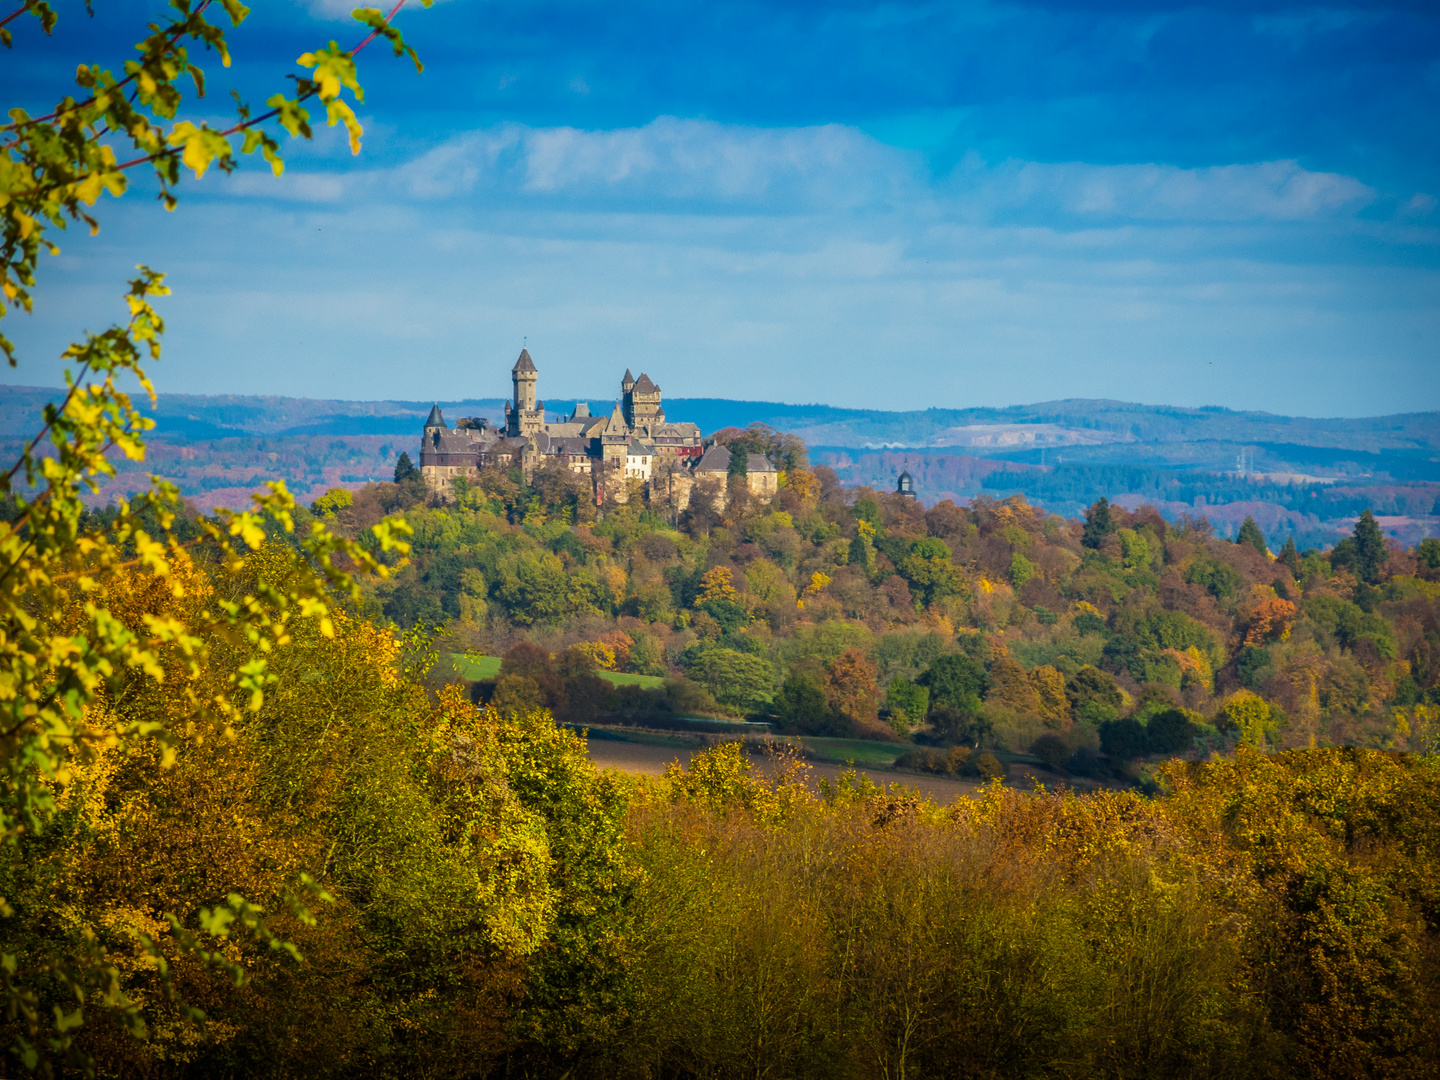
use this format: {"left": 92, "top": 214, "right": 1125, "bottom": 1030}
{"left": 394, "top": 450, "right": 418, "bottom": 483}
{"left": 1082, "top": 497, "right": 1114, "bottom": 549}
{"left": 1352, "top": 508, "right": 1389, "bottom": 585}
{"left": 726, "top": 446, "right": 749, "bottom": 479}
{"left": 1237, "top": 515, "right": 1269, "bottom": 556}
{"left": 1280, "top": 535, "right": 1301, "bottom": 577}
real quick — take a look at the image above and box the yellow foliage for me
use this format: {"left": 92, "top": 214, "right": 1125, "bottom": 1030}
{"left": 797, "top": 570, "right": 831, "bottom": 609}
{"left": 699, "top": 565, "right": 741, "bottom": 604}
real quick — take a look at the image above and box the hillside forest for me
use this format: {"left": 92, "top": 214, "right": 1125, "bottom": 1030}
{"left": 319, "top": 435, "right": 1440, "bottom": 776}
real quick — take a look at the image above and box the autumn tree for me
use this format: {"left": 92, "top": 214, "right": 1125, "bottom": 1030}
{"left": 824, "top": 648, "right": 879, "bottom": 728}
{"left": 0, "top": 3, "right": 424, "bottom": 1068}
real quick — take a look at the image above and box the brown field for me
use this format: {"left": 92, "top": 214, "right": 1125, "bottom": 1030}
{"left": 585, "top": 738, "right": 1008, "bottom": 804}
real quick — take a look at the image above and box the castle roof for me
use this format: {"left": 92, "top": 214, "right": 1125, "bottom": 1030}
{"left": 512, "top": 348, "right": 536, "bottom": 373}
{"left": 695, "top": 444, "right": 731, "bottom": 473}
{"left": 424, "top": 403, "right": 446, "bottom": 429}
{"left": 571, "top": 401, "right": 590, "bottom": 419}
{"left": 747, "top": 453, "right": 777, "bottom": 473}
{"left": 632, "top": 373, "right": 659, "bottom": 394}
{"left": 622, "top": 368, "right": 634, "bottom": 385}
{"left": 428, "top": 430, "right": 475, "bottom": 454}
{"left": 626, "top": 439, "right": 652, "bottom": 457}
{"left": 608, "top": 401, "right": 627, "bottom": 428}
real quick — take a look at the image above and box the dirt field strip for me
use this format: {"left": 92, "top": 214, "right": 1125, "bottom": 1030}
{"left": 584, "top": 739, "right": 995, "bottom": 804}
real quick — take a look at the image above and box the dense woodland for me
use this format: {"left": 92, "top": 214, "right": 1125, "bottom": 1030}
{"left": 309, "top": 431, "right": 1440, "bottom": 778}
{"left": 8, "top": 424, "right": 1440, "bottom": 1078}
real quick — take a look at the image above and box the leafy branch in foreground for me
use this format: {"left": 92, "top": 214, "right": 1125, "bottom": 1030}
{"left": 0, "top": 0, "right": 430, "bottom": 366}
{"left": 0, "top": 3, "right": 422, "bottom": 1074}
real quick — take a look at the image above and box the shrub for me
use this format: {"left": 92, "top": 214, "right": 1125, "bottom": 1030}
{"left": 974, "top": 752, "right": 1007, "bottom": 780}
{"left": 1031, "top": 733, "right": 1070, "bottom": 771}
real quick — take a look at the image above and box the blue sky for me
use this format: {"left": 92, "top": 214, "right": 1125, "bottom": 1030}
{"left": 3, "top": 0, "right": 1438, "bottom": 415}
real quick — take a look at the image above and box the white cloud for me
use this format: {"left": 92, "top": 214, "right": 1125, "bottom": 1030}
{"left": 959, "top": 158, "right": 1376, "bottom": 222}
{"left": 224, "top": 116, "right": 1380, "bottom": 228}
{"left": 388, "top": 118, "right": 917, "bottom": 210}
{"left": 387, "top": 119, "right": 1375, "bottom": 224}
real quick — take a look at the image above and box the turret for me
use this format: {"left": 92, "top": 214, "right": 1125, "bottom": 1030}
{"left": 424, "top": 403, "right": 447, "bottom": 430}
{"left": 512, "top": 348, "right": 538, "bottom": 412}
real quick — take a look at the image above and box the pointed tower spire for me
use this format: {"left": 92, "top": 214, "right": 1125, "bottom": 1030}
{"left": 424, "top": 403, "right": 446, "bottom": 429}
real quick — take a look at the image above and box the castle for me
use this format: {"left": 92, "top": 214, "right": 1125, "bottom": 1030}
{"left": 417, "top": 349, "right": 778, "bottom": 508}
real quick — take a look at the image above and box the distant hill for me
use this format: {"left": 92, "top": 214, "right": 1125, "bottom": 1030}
{"left": 2, "top": 384, "right": 1436, "bottom": 548}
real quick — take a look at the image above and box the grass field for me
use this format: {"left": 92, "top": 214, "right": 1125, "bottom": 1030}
{"left": 449, "top": 654, "right": 666, "bottom": 690}
{"left": 781, "top": 736, "right": 905, "bottom": 767}
{"left": 450, "top": 654, "right": 502, "bottom": 680}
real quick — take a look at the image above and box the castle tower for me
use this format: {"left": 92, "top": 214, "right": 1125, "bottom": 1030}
{"left": 506, "top": 348, "right": 544, "bottom": 437}
{"left": 624, "top": 372, "right": 664, "bottom": 432}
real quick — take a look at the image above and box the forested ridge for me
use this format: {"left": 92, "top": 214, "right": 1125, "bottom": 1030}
{"left": 330, "top": 440, "right": 1440, "bottom": 770}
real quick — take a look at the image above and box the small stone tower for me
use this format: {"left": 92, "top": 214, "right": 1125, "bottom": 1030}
{"left": 896, "top": 464, "right": 916, "bottom": 499}
{"left": 505, "top": 348, "right": 544, "bottom": 438}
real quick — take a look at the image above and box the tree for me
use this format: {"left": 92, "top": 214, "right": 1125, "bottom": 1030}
{"left": 895, "top": 537, "right": 962, "bottom": 608}
{"left": 884, "top": 677, "right": 929, "bottom": 734}
{"left": 394, "top": 450, "right": 419, "bottom": 483}
{"left": 686, "top": 648, "right": 774, "bottom": 710}
{"left": 1009, "top": 551, "right": 1036, "bottom": 588}
{"left": 1236, "top": 515, "right": 1269, "bottom": 555}
{"left": 0, "top": 4, "right": 423, "bottom": 1068}
{"left": 310, "top": 486, "right": 354, "bottom": 518}
{"left": 1065, "top": 665, "right": 1122, "bottom": 724}
{"left": 1216, "top": 689, "right": 1281, "bottom": 748}
{"left": 1145, "top": 708, "right": 1198, "bottom": 755}
{"left": 1100, "top": 716, "right": 1146, "bottom": 759}
{"left": 920, "top": 653, "right": 987, "bottom": 712}
{"left": 1352, "top": 509, "right": 1389, "bottom": 585}
{"left": 1280, "top": 535, "right": 1301, "bottom": 576}
{"left": 774, "top": 671, "right": 835, "bottom": 733}
{"left": 1082, "top": 497, "right": 1114, "bottom": 549}
{"left": 1419, "top": 538, "right": 1440, "bottom": 572}
{"left": 825, "top": 648, "right": 879, "bottom": 726}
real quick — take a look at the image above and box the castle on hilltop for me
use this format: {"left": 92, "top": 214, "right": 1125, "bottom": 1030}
{"left": 417, "top": 349, "right": 778, "bottom": 508}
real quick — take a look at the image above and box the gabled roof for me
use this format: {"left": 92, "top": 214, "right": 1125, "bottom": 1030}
{"left": 424, "top": 403, "right": 446, "bottom": 429}
{"left": 694, "top": 444, "right": 731, "bottom": 473}
{"left": 747, "top": 453, "right": 777, "bottom": 473}
{"left": 626, "top": 439, "right": 652, "bottom": 456}
{"left": 608, "top": 401, "right": 627, "bottom": 427}
{"left": 632, "top": 373, "right": 659, "bottom": 394}
{"left": 513, "top": 348, "right": 536, "bottom": 373}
